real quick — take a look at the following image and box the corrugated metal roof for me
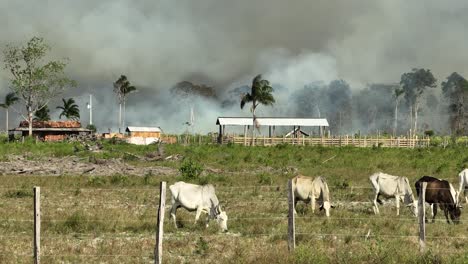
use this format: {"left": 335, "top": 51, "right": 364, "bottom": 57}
{"left": 10, "top": 127, "right": 92, "bottom": 132}
{"left": 216, "top": 117, "right": 329, "bottom": 127}
{"left": 126, "top": 126, "right": 162, "bottom": 132}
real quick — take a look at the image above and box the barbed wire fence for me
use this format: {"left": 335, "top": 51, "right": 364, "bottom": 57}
{"left": 1, "top": 182, "right": 467, "bottom": 263}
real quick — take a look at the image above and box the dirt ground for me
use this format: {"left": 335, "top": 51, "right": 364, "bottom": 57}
{"left": 0, "top": 155, "right": 177, "bottom": 176}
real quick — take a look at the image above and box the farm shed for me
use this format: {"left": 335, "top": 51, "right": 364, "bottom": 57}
{"left": 125, "top": 126, "right": 162, "bottom": 145}
{"left": 216, "top": 117, "right": 329, "bottom": 143}
{"left": 9, "top": 121, "right": 92, "bottom": 141}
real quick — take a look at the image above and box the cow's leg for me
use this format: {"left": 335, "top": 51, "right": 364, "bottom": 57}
{"left": 432, "top": 204, "right": 438, "bottom": 223}
{"left": 194, "top": 207, "right": 203, "bottom": 225}
{"left": 310, "top": 190, "right": 316, "bottom": 214}
{"left": 395, "top": 195, "right": 400, "bottom": 216}
{"left": 372, "top": 192, "right": 380, "bottom": 214}
{"left": 294, "top": 198, "right": 298, "bottom": 215}
{"left": 442, "top": 204, "right": 450, "bottom": 224}
{"left": 170, "top": 203, "right": 179, "bottom": 228}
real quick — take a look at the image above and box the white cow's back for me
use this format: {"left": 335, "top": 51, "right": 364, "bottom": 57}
{"left": 370, "top": 172, "right": 404, "bottom": 197}
{"left": 170, "top": 182, "right": 216, "bottom": 211}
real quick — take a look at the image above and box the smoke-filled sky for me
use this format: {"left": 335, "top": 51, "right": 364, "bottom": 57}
{"left": 0, "top": 0, "right": 467, "bottom": 133}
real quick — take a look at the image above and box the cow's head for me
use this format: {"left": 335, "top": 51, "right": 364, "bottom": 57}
{"left": 214, "top": 205, "right": 228, "bottom": 232}
{"left": 449, "top": 204, "right": 462, "bottom": 224}
{"left": 406, "top": 201, "right": 418, "bottom": 217}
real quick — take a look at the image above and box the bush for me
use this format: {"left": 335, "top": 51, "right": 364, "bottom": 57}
{"left": 179, "top": 159, "right": 203, "bottom": 181}
{"left": 86, "top": 124, "right": 97, "bottom": 133}
{"left": 4, "top": 190, "right": 33, "bottom": 198}
{"left": 86, "top": 176, "right": 107, "bottom": 187}
{"left": 258, "top": 173, "right": 273, "bottom": 185}
{"left": 110, "top": 174, "right": 129, "bottom": 185}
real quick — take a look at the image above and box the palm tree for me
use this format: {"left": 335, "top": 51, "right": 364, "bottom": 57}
{"left": 393, "top": 87, "right": 404, "bottom": 136}
{"left": 113, "top": 75, "right": 137, "bottom": 133}
{"left": 57, "top": 98, "right": 80, "bottom": 120}
{"left": 34, "top": 105, "right": 50, "bottom": 121}
{"left": 240, "top": 74, "right": 275, "bottom": 145}
{"left": 0, "top": 92, "right": 19, "bottom": 133}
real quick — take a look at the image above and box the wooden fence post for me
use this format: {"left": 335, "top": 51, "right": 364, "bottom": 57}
{"left": 155, "top": 182, "right": 167, "bottom": 264}
{"left": 33, "top": 187, "right": 40, "bottom": 264}
{"left": 288, "top": 179, "right": 296, "bottom": 252}
{"left": 418, "top": 182, "right": 427, "bottom": 253}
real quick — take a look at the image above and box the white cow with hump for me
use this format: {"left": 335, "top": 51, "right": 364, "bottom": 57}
{"left": 458, "top": 169, "right": 468, "bottom": 204}
{"left": 369, "top": 172, "right": 418, "bottom": 216}
{"left": 169, "top": 181, "right": 228, "bottom": 232}
{"left": 292, "top": 175, "right": 333, "bottom": 217}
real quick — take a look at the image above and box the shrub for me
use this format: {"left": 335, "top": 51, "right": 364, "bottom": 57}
{"left": 179, "top": 159, "right": 203, "bottom": 181}
{"left": 194, "top": 237, "right": 209, "bottom": 256}
{"left": 4, "top": 190, "right": 33, "bottom": 198}
{"left": 86, "top": 124, "right": 97, "bottom": 133}
{"left": 258, "top": 173, "right": 273, "bottom": 185}
{"left": 86, "top": 176, "right": 107, "bottom": 187}
{"left": 110, "top": 174, "right": 129, "bottom": 185}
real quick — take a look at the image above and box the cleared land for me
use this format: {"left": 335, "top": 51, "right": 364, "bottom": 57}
{"left": 0, "top": 141, "right": 467, "bottom": 263}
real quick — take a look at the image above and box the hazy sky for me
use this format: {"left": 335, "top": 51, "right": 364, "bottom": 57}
{"left": 0, "top": 0, "right": 467, "bottom": 132}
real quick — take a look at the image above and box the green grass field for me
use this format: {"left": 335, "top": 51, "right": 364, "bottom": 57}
{"left": 0, "top": 141, "right": 467, "bottom": 263}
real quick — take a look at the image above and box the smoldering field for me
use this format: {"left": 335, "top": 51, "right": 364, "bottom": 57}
{"left": 1, "top": 1, "right": 468, "bottom": 134}
{"left": 1, "top": 142, "right": 468, "bottom": 263}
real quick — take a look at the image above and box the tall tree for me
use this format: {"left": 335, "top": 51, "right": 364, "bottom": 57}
{"left": 57, "top": 98, "right": 80, "bottom": 120}
{"left": 113, "top": 75, "right": 136, "bottom": 133}
{"left": 393, "top": 87, "right": 404, "bottom": 136}
{"left": 0, "top": 92, "right": 19, "bottom": 133}
{"left": 441, "top": 72, "right": 468, "bottom": 135}
{"left": 3, "top": 37, "right": 76, "bottom": 136}
{"left": 33, "top": 105, "right": 50, "bottom": 121}
{"left": 400, "top": 68, "right": 437, "bottom": 136}
{"left": 327, "top": 80, "right": 352, "bottom": 134}
{"left": 240, "top": 74, "right": 275, "bottom": 145}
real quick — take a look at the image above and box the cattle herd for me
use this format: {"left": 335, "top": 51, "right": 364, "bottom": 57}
{"left": 169, "top": 169, "right": 468, "bottom": 231}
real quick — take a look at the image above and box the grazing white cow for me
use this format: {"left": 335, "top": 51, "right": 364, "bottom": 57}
{"left": 369, "top": 172, "right": 418, "bottom": 216}
{"left": 169, "top": 181, "right": 228, "bottom": 232}
{"left": 458, "top": 169, "right": 468, "bottom": 204}
{"left": 292, "top": 175, "right": 333, "bottom": 217}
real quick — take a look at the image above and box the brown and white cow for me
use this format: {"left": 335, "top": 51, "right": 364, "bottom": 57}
{"left": 291, "top": 175, "right": 333, "bottom": 217}
{"left": 415, "top": 176, "right": 461, "bottom": 224}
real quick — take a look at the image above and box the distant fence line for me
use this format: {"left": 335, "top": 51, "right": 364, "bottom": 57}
{"left": 219, "top": 135, "right": 430, "bottom": 148}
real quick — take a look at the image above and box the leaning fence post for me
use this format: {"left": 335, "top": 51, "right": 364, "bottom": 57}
{"left": 33, "top": 186, "right": 40, "bottom": 264}
{"left": 288, "top": 179, "right": 296, "bottom": 252}
{"left": 155, "top": 182, "right": 167, "bottom": 264}
{"left": 418, "top": 182, "right": 427, "bottom": 253}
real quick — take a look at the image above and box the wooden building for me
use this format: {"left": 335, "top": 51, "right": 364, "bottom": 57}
{"left": 125, "top": 126, "right": 162, "bottom": 145}
{"left": 9, "top": 121, "right": 92, "bottom": 141}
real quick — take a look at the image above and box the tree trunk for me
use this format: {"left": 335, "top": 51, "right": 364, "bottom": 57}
{"left": 252, "top": 105, "right": 256, "bottom": 146}
{"left": 414, "top": 101, "right": 419, "bottom": 137}
{"left": 5, "top": 108, "right": 8, "bottom": 134}
{"left": 393, "top": 100, "right": 398, "bottom": 136}
{"left": 28, "top": 110, "right": 33, "bottom": 137}
{"left": 119, "top": 103, "right": 122, "bottom": 134}
{"left": 123, "top": 100, "right": 126, "bottom": 132}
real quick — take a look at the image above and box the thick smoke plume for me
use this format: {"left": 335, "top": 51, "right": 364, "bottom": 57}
{"left": 0, "top": 1, "right": 467, "bottom": 134}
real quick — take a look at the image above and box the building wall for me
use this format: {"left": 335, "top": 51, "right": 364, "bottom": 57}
{"left": 130, "top": 131, "right": 161, "bottom": 138}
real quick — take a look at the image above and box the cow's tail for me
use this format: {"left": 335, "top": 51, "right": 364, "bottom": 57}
{"left": 415, "top": 179, "right": 421, "bottom": 198}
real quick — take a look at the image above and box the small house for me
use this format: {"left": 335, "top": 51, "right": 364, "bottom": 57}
{"left": 9, "top": 121, "right": 92, "bottom": 141}
{"left": 125, "top": 126, "right": 162, "bottom": 145}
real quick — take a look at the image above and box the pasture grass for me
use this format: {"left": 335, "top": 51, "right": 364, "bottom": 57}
{"left": 0, "top": 142, "right": 468, "bottom": 263}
